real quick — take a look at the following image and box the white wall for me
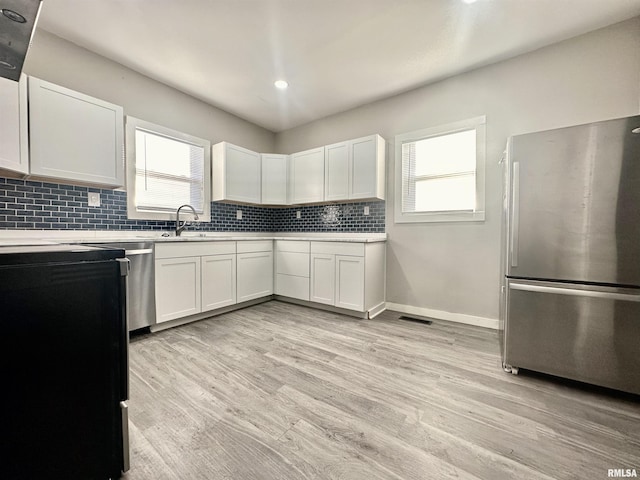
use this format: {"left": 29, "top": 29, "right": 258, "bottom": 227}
{"left": 23, "top": 29, "right": 276, "bottom": 153}
{"left": 275, "top": 17, "right": 640, "bottom": 326}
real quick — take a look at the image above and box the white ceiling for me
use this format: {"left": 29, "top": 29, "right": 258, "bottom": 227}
{"left": 37, "top": 0, "right": 640, "bottom": 132}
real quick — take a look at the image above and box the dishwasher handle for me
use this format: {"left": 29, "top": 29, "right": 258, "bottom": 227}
{"left": 124, "top": 248, "right": 153, "bottom": 256}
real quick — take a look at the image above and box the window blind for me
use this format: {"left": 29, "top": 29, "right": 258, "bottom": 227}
{"left": 134, "top": 128, "right": 205, "bottom": 213}
{"left": 401, "top": 128, "right": 476, "bottom": 213}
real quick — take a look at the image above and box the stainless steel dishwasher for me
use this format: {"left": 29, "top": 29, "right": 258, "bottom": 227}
{"left": 88, "top": 241, "right": 156, "bottom": 331}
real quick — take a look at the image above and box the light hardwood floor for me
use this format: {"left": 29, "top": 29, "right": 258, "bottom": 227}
{"left": 123, "top": 301, "right": 640, "bottom": 480}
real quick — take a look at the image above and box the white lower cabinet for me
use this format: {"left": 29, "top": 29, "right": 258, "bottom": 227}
{"left": 237, "top": 241, "right": 274, "bottom": 302}
{"left": 154, "top": 239, "right": 384, "bottom": 325}
{"left": 275, "top": 241, "right": 310, "bottom": 301}
{"left": 155, "top": 241, "right": 236, "bottom": 324}
{"left": 201, "top": 254, "right": 237, "bottom": 311}
{"left": 334, "top": 255, "right": 365, "bottom": 311}
{"left": 308, "top": 241, "right": 385, "bottom": 315}
{"left": 310, "top": 246, "right": 366, "bottom": 311}
{"left": 155, "top": 256, "right": 202, "bottom": 323}
{"left": 310, "top": 254, "right": 335, "bottom": 305}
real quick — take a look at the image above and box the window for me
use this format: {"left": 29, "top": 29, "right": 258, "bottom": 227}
{"left": 395, "top": 116, "right": 486, "bottom": 223}
{"left": 126, "top": 117, "right": 211, "bottom": 221}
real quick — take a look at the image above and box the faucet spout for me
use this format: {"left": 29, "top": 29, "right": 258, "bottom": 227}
{"left": 175, "top": 204, "right": 199, "bottom": 236}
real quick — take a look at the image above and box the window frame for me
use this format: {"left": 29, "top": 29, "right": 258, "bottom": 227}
{"left": 394, "top": 115, "right": 486, "bottom": 224}
{"left": 125, "top": 116, "right": 211, "bottom": 222}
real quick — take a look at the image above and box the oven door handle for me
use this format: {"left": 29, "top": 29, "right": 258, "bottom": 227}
{"left": 120, "top": 401, "right": 130, "bottom": 472}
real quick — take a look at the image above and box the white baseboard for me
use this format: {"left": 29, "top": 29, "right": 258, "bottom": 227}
{"left": 368, "top": 302, "right": 386, "bottom": 319}
{"left": 385, "top": 302, "right": 499, "bottom": 330}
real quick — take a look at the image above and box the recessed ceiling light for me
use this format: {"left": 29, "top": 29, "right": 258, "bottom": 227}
{"left": 274, "top": 80, "right": 289, "bottom": 90}
{"left": 632, "top": 127, "right": 640, "bottom": 134}
{"left": 462, "top": 0, "right": 478, "bottom": 4}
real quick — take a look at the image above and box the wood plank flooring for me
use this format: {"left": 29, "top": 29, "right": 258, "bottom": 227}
{"left": 123, "top": 301, "right": 640, "bottom": 480}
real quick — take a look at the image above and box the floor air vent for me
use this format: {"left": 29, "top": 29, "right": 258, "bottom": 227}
{"left": 398, "top": 315, "right": 433, "bottom": 325}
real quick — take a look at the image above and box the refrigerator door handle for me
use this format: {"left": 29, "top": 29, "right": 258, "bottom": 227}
{"left": 510, "top": 161, "right": 520, "bottom": 267}
{"left": 510, "top": 282, "right": 640, "bottom": 302}
{"left": 120, "top": 401, "right": 130, "bottom": 473}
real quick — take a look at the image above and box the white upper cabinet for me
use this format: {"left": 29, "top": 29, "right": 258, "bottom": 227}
{"left": 212, "top": 142, "right": 261, "bottom": 204}
{"left": 28, "top": 77, "right": 124, "bottom": 187}
{"left": 213, "top": 134, "right": 383, "bottom": 206}
{"left": 324, "top": 142, "right": 349, "bottom": 201}
{"left": 324, "top": 134, "right": 385, "bottom": 201}
{"left": 290, "top": 146, "right": 325, "bottom": 204}
{"left": 351, "top": 134, "right": 385, "bottom": 200}
{"left": 261, "top": 153, "right": 288, "bottom": 205}
{"left": 0, "top": 75, "right": 29, "bottom": 175}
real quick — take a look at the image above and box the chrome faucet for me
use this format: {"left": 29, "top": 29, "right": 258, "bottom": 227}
{"left": 175, "top": 204, "right": 199, "bottom": 236}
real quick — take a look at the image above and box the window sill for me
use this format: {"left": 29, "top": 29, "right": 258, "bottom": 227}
{"left": 394, "top": 210, "right": 485, "bottom": 224}
{"left": 127, "top": 209, "right": 210, "bottom": 223}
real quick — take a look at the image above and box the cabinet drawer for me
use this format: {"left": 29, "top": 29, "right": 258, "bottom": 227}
{"left": 155, "top": 241, "right": 236, "bottom": 259}
{"left": 310, "top": 241, "right": 364, "bottom": 256}
{"left": 276, "top": 251, "right": 310, "bottom": 277}
{"left": 275, "top": 240, "right": 310, "bottom": 253}
{"left": 237, "top": 240, "right": 273, "bottom": 253}
{"left": 275, "top": 274, "right": 310, "bottom": 301}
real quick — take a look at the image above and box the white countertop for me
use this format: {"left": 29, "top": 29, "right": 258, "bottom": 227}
{"left": 0, "top": 230, "right": 387, "bottom": 245}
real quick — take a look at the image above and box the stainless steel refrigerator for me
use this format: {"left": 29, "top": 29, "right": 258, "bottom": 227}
{"left": 500, "top": 115, "right": 640, "bottom": 396}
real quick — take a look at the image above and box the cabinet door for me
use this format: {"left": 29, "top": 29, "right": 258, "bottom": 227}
{"left": 290, "top": 147, "right": 324, "bottom": 204}
{"left": 310, "top": 254, "right": 335, "bottom": 305}
{"left": 335, "top": 255, "right": 365, "bottom": 311}
{"left": 324, "top": 142, "right": 349, "bottom": 201}
{"left": 350, "top": 135, "right": 380, "bottom": 200}
{"left": 28, "top": 77, "right": 124, "bottom": 187}
{"left": 261, "top": 154, "right": 288, "bottom": 205}
{"left": 155, "top": 257, "right": 201, "bottom": 323}
{"left": 201, "top": 254, "right": 236, "bottom": 311}
{"left": 225, "top": 143, "right": 261, "bottom": 203}
{"left": 212, "top": 142, "right": 261, "bottom": 203}
{"left": 237, "top": 251, "right": 273, "bottom": 302}
{"left": 0, "top": 75, "right": 28, "bottom": 174}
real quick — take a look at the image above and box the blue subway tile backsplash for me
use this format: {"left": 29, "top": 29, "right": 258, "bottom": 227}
{"left": 0, "top": 177, "right": 385, "bottom": 233}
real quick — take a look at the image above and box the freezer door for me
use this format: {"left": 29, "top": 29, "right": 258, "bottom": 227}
{"left": 504, "top": 279, "right": 640, "bottom": 395}
{"left": 507, "top": 115, "right": 640, "bottom": 285}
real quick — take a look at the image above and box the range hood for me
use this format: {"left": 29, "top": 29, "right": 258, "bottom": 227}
{"left": 0, "top": 0, "right": 42, "bottom": 81}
